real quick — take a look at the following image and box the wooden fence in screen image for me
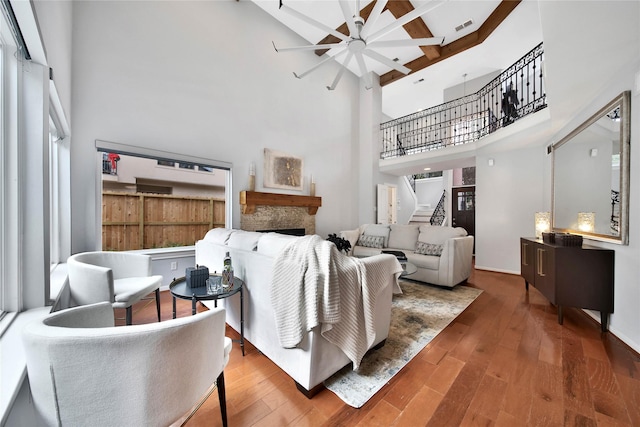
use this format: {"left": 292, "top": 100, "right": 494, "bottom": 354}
{"left": 102, "top": 192, "right": 225, "bottom": 251}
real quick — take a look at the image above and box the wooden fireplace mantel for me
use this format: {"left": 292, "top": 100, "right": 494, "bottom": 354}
{"left": 240, "top": 191, "right": 322, "bottom": 215}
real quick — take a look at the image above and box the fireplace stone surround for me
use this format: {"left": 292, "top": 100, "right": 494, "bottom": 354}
{"left": 239, "top": 191, "right": 321, "bottom": 235}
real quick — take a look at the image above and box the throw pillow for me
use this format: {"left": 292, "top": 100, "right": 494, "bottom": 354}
{"left": 362, "top": 224, "right": 391, "bottom": 247}
{"left": 357, "top": 235, "right": 384, "bottom": 249}
{"left": 415, "top": 241, "right": 443, "bottom": 256}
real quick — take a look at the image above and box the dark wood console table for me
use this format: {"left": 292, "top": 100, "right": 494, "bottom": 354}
{"left": 520, "top": 237, "right": 614, "bottom": 332}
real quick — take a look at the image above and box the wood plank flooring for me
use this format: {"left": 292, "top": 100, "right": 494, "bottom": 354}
{"left": 127, "top": 268, "right": 640, "bottom": 426}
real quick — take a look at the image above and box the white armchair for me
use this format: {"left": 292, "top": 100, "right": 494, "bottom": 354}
{"left": 22, "top": 302, "right": 232, "bottom": 427}
{"left": 67, "top": 251, "right": 162, "bottom": 325}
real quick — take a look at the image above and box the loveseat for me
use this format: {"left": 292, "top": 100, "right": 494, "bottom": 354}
{"left": 340, "top": 224, "right": 474, "bottom": 288}
{"left": 195, "top": 228, "right": 402, "bottom": 397}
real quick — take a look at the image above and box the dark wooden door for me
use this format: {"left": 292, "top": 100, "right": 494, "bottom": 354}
{"left": 451, "top": 187, "right": 476, "bottom": 251}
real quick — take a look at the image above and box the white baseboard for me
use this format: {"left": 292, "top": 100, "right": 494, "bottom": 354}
{"left": 473, "top": 265, "right": 520, "bottom": 275}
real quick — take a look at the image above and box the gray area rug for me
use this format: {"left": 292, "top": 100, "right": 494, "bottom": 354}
{"left": 324, "top": 280, "right": 482, "bottom": 408}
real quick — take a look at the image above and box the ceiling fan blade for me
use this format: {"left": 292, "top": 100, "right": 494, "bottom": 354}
{"left": 327, "top": 52, "right": 354, "bottom": 91}
{"left": 360, "top": 0, "right": 388, "bottom": 39}
{"left": 368, "top": 37, "right": 445, "bottom": 49}
{"left": 366, "top": 0, "right": 448, "bottom": 43}
{"left": 362, "top": 49, "right": 411, "bottom": 74}
{"left": 279, "top": 1, "right": 349, "bottom": 42}
{"left": 272, "top": 41, "right": 344, "bottom": 53}
{"left": 355, "top": 53, "right": 373, "bottom": 89}
{"left": 338, "top": 0, "right": 358, "bottom": 38}
{"left": 293, "top": 49, "right": 347, "bottom": 80}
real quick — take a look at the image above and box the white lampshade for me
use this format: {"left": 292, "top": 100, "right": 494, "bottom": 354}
{"left": 578, "top": 212, "right": 595, "bottom": 232}
{"left": 535, "top": 212, "right": 550, "bottom": 239}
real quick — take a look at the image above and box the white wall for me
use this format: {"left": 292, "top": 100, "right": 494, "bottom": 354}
{"left": 475, "top": 145, "right": 548, "bottom": 274}
{"left": 443, "top": 71, "right": 501, "bottom": 102}
{"left": 70, "top": 0, "right": 364, "bottom": 250}
{"left": 415, "top": 177, "right": 444, "bottom": 208}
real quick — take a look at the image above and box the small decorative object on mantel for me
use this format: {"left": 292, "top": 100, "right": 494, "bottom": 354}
{"left": 185, "top": 265, "right": 209, "bottom": 288}
{"left": 327, "top": 233, "right": 351, "bottom": 254}
{"left": 309, "top": 174, "right": 316, "bottom": 197}
{"left": 248, "top": 162, "right": 256, "bottom": 192}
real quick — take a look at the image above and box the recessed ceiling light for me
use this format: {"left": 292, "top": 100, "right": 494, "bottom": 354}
{"left": 424, "top": 167, "right": 431, "bottom": 171}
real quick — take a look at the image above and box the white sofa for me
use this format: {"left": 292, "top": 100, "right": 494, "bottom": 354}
{"left": 341, "top": 224, "right": 474, "bottom": 288}
{"left": 195, "top": 228, "right": 402, "bottom": 397}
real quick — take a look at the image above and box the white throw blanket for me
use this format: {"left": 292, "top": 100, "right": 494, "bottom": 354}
{"left": 271, "top": 235, "right": 396, "bottom": 369}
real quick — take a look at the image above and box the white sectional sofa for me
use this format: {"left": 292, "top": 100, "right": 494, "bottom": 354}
{"left": 195, "top": 228, "right": 402, "bottom": 397}
{"left": 341, "top": 224, "right": 474, "bottom": 288}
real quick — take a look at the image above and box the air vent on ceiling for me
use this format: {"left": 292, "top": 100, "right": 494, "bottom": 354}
{"left": 455, "top": 19, "right": 473, "bottom": 32}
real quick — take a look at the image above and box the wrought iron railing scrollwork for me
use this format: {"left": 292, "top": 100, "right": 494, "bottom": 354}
{"left": 408, "top": 174, "right": 416, "bottom": 192}
{"left": 611, "top": 190, "right": 620, "bottom": 234}
{"left": 380, "top": 42, "right": 546, "bottom": 159}
{"left": 430, "top": 190, "right": 446, "bottom": 226}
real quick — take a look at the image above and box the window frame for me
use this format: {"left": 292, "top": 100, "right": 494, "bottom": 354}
{"left": 0, "top": 7, "right": 20, "bottom": 316}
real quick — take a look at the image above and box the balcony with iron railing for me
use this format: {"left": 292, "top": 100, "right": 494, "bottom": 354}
{"left": 102, "top": 152, "right": 120, "bottom": 175}
{"left": 380, "top": 43, "right": 546, "bottom": 159}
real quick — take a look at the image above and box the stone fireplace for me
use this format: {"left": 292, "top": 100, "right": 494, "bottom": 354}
{"left": 239, "top": 191, "right": 321, "bottom": 235}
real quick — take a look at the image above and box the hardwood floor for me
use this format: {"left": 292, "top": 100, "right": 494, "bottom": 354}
{"left": 127, "top": 268, "right": 640, "bottom": 426}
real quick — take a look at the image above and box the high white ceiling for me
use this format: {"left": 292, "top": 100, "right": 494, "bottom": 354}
{"left": 252, "top": 0, "right": 544, "bottom": 119}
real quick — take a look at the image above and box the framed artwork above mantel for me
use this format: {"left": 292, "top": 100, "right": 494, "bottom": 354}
{"left": 263, "top": 148, "right": 303, "bottom": 191}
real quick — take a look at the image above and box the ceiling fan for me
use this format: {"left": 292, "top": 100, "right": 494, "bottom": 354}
{"left": 273, "top": 0, "right": 447, "bottom": 90}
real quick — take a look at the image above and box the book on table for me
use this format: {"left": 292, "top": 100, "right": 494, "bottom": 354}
{"left": 382, "top": 250, "right": 407, "bottom": 261}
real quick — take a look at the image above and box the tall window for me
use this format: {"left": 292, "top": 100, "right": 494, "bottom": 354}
{"left": 49, "top": 117, "right": 61, "bottom": 266}
{"left": 97, "top": 148, "right": 231, "bottom": 251}
{"left": 0, "top": 36, "right": 5, "bottom": 316}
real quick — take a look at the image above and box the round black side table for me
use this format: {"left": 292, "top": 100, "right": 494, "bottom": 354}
{"left": 169, "top": 274, "right": 245, "bottom": 356}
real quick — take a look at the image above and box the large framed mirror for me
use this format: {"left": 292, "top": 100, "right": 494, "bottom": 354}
{"left": 552, "top": 91, "right": 630, "bottom": 245}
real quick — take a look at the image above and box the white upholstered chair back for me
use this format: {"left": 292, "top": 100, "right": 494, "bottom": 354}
{"left": 22, "top": 302, "right": 229, "bottom": 427}
{"left": 67, "top": 251, "right": 162, "bottom": 324}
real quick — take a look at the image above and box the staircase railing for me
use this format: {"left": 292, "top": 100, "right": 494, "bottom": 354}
{"left": 430, "top": 190, "right": 446, "bottom": 226}
{"left": 407, "top": 174, "right": 417, "bottom": 192}
{"left": 380, "top": 42, "right": 546, "bottom": 159}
